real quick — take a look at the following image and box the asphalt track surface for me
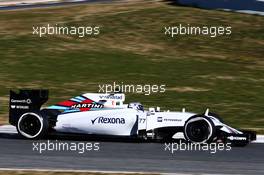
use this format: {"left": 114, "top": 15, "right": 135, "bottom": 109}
{"left": 0, "top": 132, "right": 264, "bottom": 175}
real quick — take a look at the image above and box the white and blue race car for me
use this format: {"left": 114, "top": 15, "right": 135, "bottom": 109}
{"left": 9, "top": 90, "right": 256, "bottom": 146}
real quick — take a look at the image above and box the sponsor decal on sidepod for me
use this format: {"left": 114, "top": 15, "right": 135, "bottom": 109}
{"left": 91, "top": 117, "right": 125, "bottom": 125}
{"left": 71, "top": 103, "right": 103, "bottom": 109}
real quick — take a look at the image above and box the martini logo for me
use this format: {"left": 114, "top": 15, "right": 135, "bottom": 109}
{"left": 91, "top": 117, "right": 125, "bottom": 125}
{"left": 71, "top": 103, "right": 103, "bottom": 109}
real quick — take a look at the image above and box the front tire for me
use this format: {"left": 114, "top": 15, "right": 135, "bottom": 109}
{"left": 184, "top": 115, "right": 216, "bottom": 144}
{"left": 17, "top": 111, "right": 49, "bottom": 139}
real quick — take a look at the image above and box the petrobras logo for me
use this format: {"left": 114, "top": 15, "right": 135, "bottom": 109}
{"left": 99, "top": 95, "right": 123, "bottom": 100}
{"left": 157, "top": 117, "right": 182, "bottom": 122}
{"left": 157, "top": 117, "right": 163, "bottom": 122}
{"left": 91, "top": 116, "right": 125, "bottom": 125}
{"left": 71, "top": 103, "right": 104, "bottom": 109}
{"left": 227, "top": 136, "right": 247, "bottom": 141}
{"left": 164, "top": 118, "right": 182, "bottom": 122}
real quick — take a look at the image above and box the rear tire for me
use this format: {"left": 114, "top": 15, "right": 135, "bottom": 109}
{"left": 17, "top": 111, "right": 49, "bottom": 139}
{"left": 184, "top": 115, "right": 216, "bottom": 144}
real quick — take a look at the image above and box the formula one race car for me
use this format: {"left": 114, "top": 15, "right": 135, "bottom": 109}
{"left": 9, "top": 90, "right": 256, "bottom": 146}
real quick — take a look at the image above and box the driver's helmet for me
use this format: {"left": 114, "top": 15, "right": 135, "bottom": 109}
{"left": 128, "top": 102, "right": 144, "bottom": 111}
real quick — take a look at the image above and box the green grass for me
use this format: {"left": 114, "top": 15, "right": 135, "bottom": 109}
{"left": 0, "top": 1, "right": 263, "bottom": 130}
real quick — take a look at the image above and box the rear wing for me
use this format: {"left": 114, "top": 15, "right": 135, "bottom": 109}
{"left": 9, "top": 89, "right": 49, "bottom": 126}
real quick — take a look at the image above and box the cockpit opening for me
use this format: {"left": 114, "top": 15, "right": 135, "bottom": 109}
{"left": 128, "top": 102, "right": 144, "bottom": 111}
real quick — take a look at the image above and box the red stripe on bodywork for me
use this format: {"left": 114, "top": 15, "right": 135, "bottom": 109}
{"left": 78, "top": 99, "right": 94, "bottom": 111}
{"left": 58, "top": 100, "right": 77, "bottom": 107}
{"left": 81, "top": 99, "right": 93, "bottom": 104}
{"left": 80, "top": 108, "right": 91, "bottom": 112}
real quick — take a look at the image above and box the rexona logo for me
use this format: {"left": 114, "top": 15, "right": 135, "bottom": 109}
{"left": 71, "top": 103, "right": 103, "bottom": 109}
{"left": 91, "top": 117, "right": 125, "bottom": 125}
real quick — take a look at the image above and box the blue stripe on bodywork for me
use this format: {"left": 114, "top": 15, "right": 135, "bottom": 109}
{"left": 63, "top": 109, "right": 80, "bottom": 113}
{"left": 70, "top": 98, "right": 82, "bottom": 102}
{"left": 75, "top": 96, "right": 86, "bottom": 101}
{"left": 48, "top": 105, "right": 70, "bottom": 110}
